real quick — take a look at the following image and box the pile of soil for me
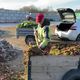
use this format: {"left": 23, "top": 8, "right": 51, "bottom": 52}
{"left": 0, "top": 39, "right": 22, "bottom": 62}
{"left": 0, "top": 39, "right": 24, "bottom": 80}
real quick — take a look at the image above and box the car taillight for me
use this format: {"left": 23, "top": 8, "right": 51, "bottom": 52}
{"left": 70, "top": 26, "right": 77, "bottom": 30}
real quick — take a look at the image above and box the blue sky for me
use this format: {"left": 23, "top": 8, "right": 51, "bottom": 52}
{"left": 0, "top": 0, "right": 80, "bottom": 10}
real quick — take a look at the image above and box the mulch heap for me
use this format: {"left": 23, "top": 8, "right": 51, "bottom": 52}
{"left": 0, "top": 39, "right": 24, "bottom": 80}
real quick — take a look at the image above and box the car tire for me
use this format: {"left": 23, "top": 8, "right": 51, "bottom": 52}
{"left": 25, "top": 36, "right": 35, "bottom": 45}
{"left": 76, "top": 34, "right": 80, "bottom": 41}
{"left": 62, "top": 69, "right": 80, "bottom": 80}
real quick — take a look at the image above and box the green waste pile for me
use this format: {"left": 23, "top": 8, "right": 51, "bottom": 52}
{"left": 50, "top": 44, "right": 80, "bottom": 56}
{"left": 17, "top": 21, "right": 37, "bottom": 29}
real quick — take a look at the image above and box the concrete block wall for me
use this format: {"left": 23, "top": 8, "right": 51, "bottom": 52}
{"left": 30, "top": 56, "right": 80, "bottom": 80}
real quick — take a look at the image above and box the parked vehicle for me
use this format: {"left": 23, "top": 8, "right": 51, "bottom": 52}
{"left": 16, "top": 28, "right": 35, "bottom": 45}
{"left": 16, "top": 21, "right": 37, "bottom": 45}
{"left": 55, "top": 8, "right": 80, "bottom": 41}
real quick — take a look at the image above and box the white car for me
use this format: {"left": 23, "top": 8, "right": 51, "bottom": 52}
{"left": 55, "top": 8, "right": 80, "bottom": 41}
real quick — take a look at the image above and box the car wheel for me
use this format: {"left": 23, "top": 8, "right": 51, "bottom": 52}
{"left": 25, "top": 36, "right": 35, "bottom": 45}
{"left": 76, "top": 34, "right": 80, "bottom": 41}
{"left": 62, "top": 69, "right": 80, "bottom": 80}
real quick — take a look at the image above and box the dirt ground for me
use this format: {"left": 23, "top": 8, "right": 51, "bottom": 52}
{"left": 0, "top": 27, "right": 29, "bottom": 50}
{"left": 0, "top": 24, "right": 56, "bottom": 50}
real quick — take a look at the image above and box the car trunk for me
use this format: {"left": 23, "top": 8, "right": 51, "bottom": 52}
{"left": 57, "top": 22, "right": 74, "bottom": 31}
{"left": 57, "top": 8, "right": 76, "bottom": 31}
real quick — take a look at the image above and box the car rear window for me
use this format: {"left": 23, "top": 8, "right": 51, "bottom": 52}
{"left": 62, "top": 12, "right": 75, "bottom": 22}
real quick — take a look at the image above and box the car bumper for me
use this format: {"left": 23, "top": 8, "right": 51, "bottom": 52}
{"left": 55, "top": 30, "right": 78, "bottom": 40}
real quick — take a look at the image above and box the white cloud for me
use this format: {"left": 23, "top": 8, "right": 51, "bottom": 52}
{"left": 0, "top": 0, "right": 36, "bottom": 3}
{"left": 32, "top": 0, "right": 74, "bottom": 8}
{"left": 0, "top": 1, "right": 35, "bottom": 10}
{"left": 0, "top": 0, "right": 77, "bottom": 10}
{"left": 0, "top": 2, "right": 24, "bottom": 10}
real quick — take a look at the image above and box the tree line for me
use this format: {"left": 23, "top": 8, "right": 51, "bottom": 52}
{"left": 75, "top": 9, "right": 80, "bottom": 13}
{"left": 19, "top": 5, "right": 56, "bottom": 13}
{"left": 19, "top": 5, "right": 80, "bottom": 13}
